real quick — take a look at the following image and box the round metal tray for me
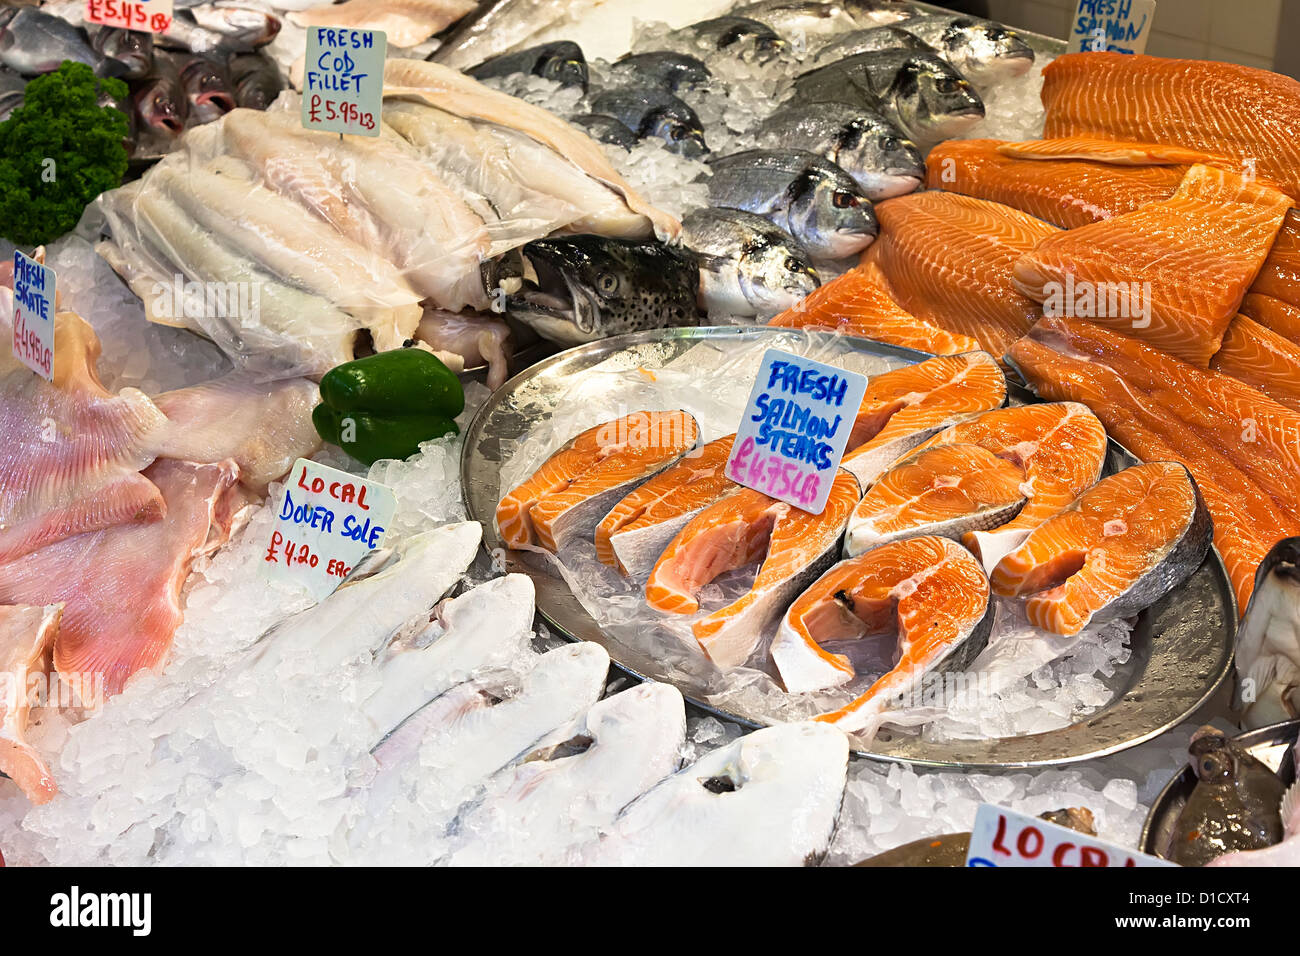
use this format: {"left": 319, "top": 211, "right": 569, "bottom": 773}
{"left": 461, "top": 326, "right": 1237, "bottom": 769}
{"left": 1140, "top": 719, "right": 1298, "bottom": 859}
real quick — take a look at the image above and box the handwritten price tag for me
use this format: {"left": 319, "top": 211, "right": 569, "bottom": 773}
{"left": 11, "top": 250, "right": 55, "bottom": 382}
{"left": 263, "top": 459, "right": 397, "bottom": 601}
{"left": 966, "top": 805, "right": 1175, "bottom": 867}
{"left": 1067, "top": 0, "right": 1157, "bottom": 54}
{"left": 726, "top": 349, "right": 867, "bottom": 514}
{"left": 302, "top": 27, "right": 386, "bottom": 137}
{"left": 85, "top": 0, "right": 174, "bottom": 34}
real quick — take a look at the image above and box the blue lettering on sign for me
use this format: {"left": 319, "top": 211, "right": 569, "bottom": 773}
{"left": 342, "top": 514, "right": 385, "bottom": 549}
{"left": 278, "top": 489, "right": 336, "bottom": 533}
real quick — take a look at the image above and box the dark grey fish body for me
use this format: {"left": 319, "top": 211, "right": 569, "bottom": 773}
{"left": 895, "top": 13, "right": 1034, "bottom": 88}
{"left": 227, "top": 52, "right": 282, "bottom": 110}
{"left": 682, "top": 207, "right": 819, "bottom": 317}
{"left": 811, "top": 25, "right": 931, "bottom": 63}
{"left": 0, "top": 7, "right": 127, "bottom": 77}
{"left": 1235, "top": 537, "right": 1300, "bottom": 727}
{"left": 133, "top": 53, "right": 188, "bottom": 134}
{"left": 676, "top": 16, "right": 787, "bottom": 57}
{"left": 467, "top": 41, "right": 589, "bottom": 91}
{"left": 89, "top": 25, "right": 154, "bottom": 80}
{"left": 1166, "top": 726, "right": 1287, "bottom": 866}
{"left": 504, "top": 236, "right": 701, "bottom": 345}
{"left": 589, "top": 86, "right": 708, "bottom": 157}
{"left": 753, "top": 102, "right": 923, "bottom": 199}
{"left": 569, "top": 113, "right": 640, "bottom": 150}
{"left": 609, "top": 51, "right": 711, "bottom": 93}
{"left": 700, "top": 148, "right": 877, "bottom": 259}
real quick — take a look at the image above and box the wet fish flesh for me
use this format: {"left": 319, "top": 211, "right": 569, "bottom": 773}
{"left": 589, "top": 86, "right": 708, "bottom": 157}
{"left": 768, "top": 262, "right": 981, "bottom": 355}
{"left": 776, "top": 535, "right": 991, "bottom": 707}
{"left": 646, "top": 469, "right": 861, "bottom": 669}
{"left": 467, "top": 40, "right": 588, "bottom": 91}
{"left": 992, "top": 462, "right": 1212, "bottom": 636}
{"left": 863, "top": 190, "right": 1059, "bottom": 360}
{"left": 289, "top": 0, "right": 470, "bottom": 48}
{"left": 702, "top": 149, "right": 877, "bottom": 259}
{"left": 845, "top": 442, "right": 1027, "bottom": 556}
{"left": 497, "top": 411, "right": 700, "bottom": 552}
{"left": 1251, "top": 212, "right": 1300, "bottom": 309}
{"left": 0, "top": 604, "right": 61, "bottom": 805}
{"left": 1164, "top": 726, "right": 1287, "bottom": 866}
{"left": 596, "top": 434, "right": 737, "bottom": 578}
{"left": 682, "top": 207, "right": 819, "bottom": 318}
{"left": 1013, "top": 165, "right": 1293, "bottom": 367}
{"left": 1232, "top": 538, "right": 1300, "bottom": 727}
{"left": 415, "top": 310, "right": 512, "bottom": 390}
{"left": 501, "top": 236, "right": 701, "bottom": 344}
{"left": 609, "top": 51, "right": 711, "bottom": 93}
{"left": 1209, "top": 313, "right": 1300, "bottom": 411}
{"left": 582, "top": 722, "right": 849, "bottom": 866}
{"left": 753, "top": 102, "right": 924, "bottom": 200}
{"left": 895, "top": 13, "right": 1034, "bottom": 89}
{"left": 0, "top": 7, "right": 127, "bottom": 76}
{"left": 840, "top": 351, "right": 1007, "bottom": 487}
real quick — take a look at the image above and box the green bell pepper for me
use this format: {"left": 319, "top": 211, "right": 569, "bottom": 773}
{"left": 314, "top": 348, "right": 464, "bottom": 465}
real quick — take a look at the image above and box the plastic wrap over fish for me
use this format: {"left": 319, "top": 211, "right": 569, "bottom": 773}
{"left": 495, "top": 331, "right": 1136, "bottom": 741}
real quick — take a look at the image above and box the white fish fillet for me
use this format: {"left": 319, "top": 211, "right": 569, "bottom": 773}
{"left": 443, "top": 681, "right": 686, "bottom": 866}
{"left": 581, "top": 723, "right": 848, "bottom": 866}
{"left": 382, "top": 58, "right": 680, "bottom": 241}
{"left": 291, "top": 0, "right": 477, "bottom": 48}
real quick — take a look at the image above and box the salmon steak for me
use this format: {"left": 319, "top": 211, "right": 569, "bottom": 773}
{"left": 0, "top": 603, "right": 61, "bottom": 805}
{"left": 645, "top": 469, "right": 861, "bottom": 670}
{"left": 908, "top": 402, "right": 1108, "bottom": 571}
{"left": 1013, "top": 164, "right": 1293, "bottom": 367}
{"left": 1007, "top": 315, "right": 1300, "bottom": 609}
{"left": 773, "top": 536, "right": 991, "bottom": 723}
{"left": 595, "top": 434, "right": 737, "bottom": 578}
{"left": 1210, "top": 314, "right": 1300, "bottom": 412}
{"left": 496, "top": 410, "right": 699, "bottom": 553}
{"left": 991, "top": 463, "right": 1212, "bottom": 636}
{"left": 1040, "top": 52, "right": 1300, "bottom": 201}
{"left": 844, "top": 443, "right": 1027, "bottom": 556}
{"left": 841, "top": 351, "right": 1007, "bottom": 486}
{"left": 926, "top": 138, "right": 1187, "bottom": 230}
{"left": 767, "top": 263, "right": 981, "bottom": 356}
{"left": 862, "top": 191, "right": 1060, "bottom": 360}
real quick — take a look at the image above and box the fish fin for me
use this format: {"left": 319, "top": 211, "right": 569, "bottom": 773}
{"left": 1282, "top": 780, "right": 1298, "bottom": 832}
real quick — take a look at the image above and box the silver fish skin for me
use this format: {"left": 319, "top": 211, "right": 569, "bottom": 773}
{"left": 433, "top": 0, "right": 599, "bottom": 71}
{"left": 88, "top": 24, "right": 154, "bottom": 79}
{"left": 731, "top": 1, "right": 859, "bottom": 39}
{"left": 894, "top": 13, "right": 1034, "bottom": 88}
{"left": 701, "top": 148, "right": 877, "bottom": 259}
{"left": 811, "top": 25, "right": 931, "bottom": 62}
{"left": 581, "top": 722, "right": 849, "bottom": 866}
{"left": 467, "top": 40, "right": 589, "bottom": 91}
{"left": 1235, "top": 537, "right": 1300, "bottom": 728}
{"left": 0, "top": 7, "right": 127, "bottom": 76}
{"left": 186, "top": 3, "right": 281, "bottom": 46}
{"left": 682, "top": 206, "right": 819, "bottom": 317}
{"left": 589, "top": 86, "right": 708, "bottom": 158}
{"left": 672, "top": 15, "right": 788, "bottom": 58}
{"left": 609, "top": 51, "right": 711, "bottom": 93}
{"left": 753, "top": 101, "right": 924, "bottom": 200}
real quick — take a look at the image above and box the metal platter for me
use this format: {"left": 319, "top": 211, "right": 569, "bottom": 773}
{"left": 462, "top": 326, "right": 1237, "bottom": 769}
{"left": 1140, "top": 719, "right": 1298, "bottom": 859}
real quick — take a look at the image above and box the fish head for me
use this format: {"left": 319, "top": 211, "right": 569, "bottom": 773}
{"left": 504, "top": 237, "right": 699, "bottom": 344}
{"left": 889, "top": 55, "right": 984, "bottom": 143}
{"left": 180, "top": 58, "right": 235, "bottom": 112}
{"left": 788, "top": 165, "right": 878, "bottom": 257}
{"left": 536, "top": 42, "right": 588, "bottom": 90}
{"left": 642, "top": 105, "right": 709, "bottom": 157}
{"left": 93, "top": 26, "right": 154, "bottom": 79}
{"left": 839, "top": 119, "right": 925, "bottom": 195}
{"left": 134, "top": 76, "right": 186, "bottom": 134}
{"left": 737, "top": 232, "right": 821, "bottom": 312}
{"left": 937, "top": 19, "right": 1034, "bottom": 84}
{"left": 1188, "top": 727, "right": 1238, "bottom": 783}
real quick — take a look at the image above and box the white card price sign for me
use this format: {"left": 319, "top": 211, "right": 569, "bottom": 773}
{"left": 302, "top": 28, "right": 386, "bottom": 137}
{"left": 263, "top": 459, "right": 397, "bottom": 601}
{"left": 966, "top": 804, "right": 1176, "bottom": 867}
{"left": 1068, "top": 0, "right": 1157, "bottom": 55}
{"left": 11, "top": 250, "right": 55, "bottom": 382}
{"left": 84, "top": 0, "right": 175, "bottom": 34}
{"left": 726, "top": 349, "right": 868, "bottom": 514}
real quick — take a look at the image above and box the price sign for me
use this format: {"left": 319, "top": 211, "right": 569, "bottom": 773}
{"left": 11, "top": 250, "right": 55, "bottom": 382}
{"left": 302, "top": 28, "right": 386, "bottom": 137}
{"left": 263, "top": 459, "right": 397, "bottom": 601}
{"left": 726, "top": 349, "right": 867, "bottom": 514}
{"left": 85, "top": 0, "right": 175, "bottom": 34}
{"left": 1068, "top": 0, "right": 1157, "bottom": 54}
{"left": 966, "top": 805, "right": 1176, "bottom": 867}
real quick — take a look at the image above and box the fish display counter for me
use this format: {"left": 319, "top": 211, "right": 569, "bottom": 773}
{"left": 0, "top": 0, "right": 1297, "bottom": 873}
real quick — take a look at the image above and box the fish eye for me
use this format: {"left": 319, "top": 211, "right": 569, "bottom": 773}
{"left": 880, "top": 135, "right": 899, "bottom": 151}
{"left": 597, "top": 272, "right": 619, "bottom": 294}
{"left": 832, "top": 191, "right": 858, "bottom": 209}
{"left": 784, "top": 256, "right": 805, "bottom": 273}
{"left": 670, "top": 126, "right": 687, "bottom": 141}
{"left": 936, "top": 77, "right": 959, "bottom": 93}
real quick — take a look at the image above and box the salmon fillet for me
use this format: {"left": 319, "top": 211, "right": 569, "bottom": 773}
{"left": 1007, "top": 316, "right": 1300, "bottom": 609}
{"left": 767, "top": 263, "right": 981, "bottom": 355}
{"left": 1211, "top": 314, "right": 1300, "bottom": 412}
{"left": 1041, "top": 52, "right": 1300, "bottom": 200}
{"left": 1250, "top": 213, "right": 1300, "bottom": 310}
{"left": 1013, "top": 164, "right": 1293, "bottom": 367}
{"left": 1241, "top": 291, "right": 1300, "bottom": 344}
{"left": 996, "top": 135, "right": 1237, "bottom": 167}
{"left": 991, "top": 462, "right": 1211, "bottom": 635}
{"left": 862, "top": 191, "right": 1059, "bottom": 360}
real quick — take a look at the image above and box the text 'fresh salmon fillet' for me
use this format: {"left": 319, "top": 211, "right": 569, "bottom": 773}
{"left": 992, "top": 462, "right": 1212, "bottom": 636}
{"left": 496, "top": 410, "right": 699, "bottom": 553}
{"left": 775, "top": 536, "right": 991, "bottom": 734}
{"left": 1013, "top": 164, "right": 1293, "bottom": 367}
{"left": 645, "top": 470, "right": 860, "bottom": 671}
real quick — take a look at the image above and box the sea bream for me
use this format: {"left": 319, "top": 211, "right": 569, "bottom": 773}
{"left": 159, "top": 4, "right": 280, "bottom": 55}
{"left": 442, "top": 682, "right": 686, "bottom": 866}
{"left": 498, "top": 236, "right": 701, "bottom": 344}
{"left": 682, "top": 207, "right": 820, "bottom": 318}
{"left": 1233, "top": 538, "right": 1300, "bottom": 727}
{"left": 894, "top": 14, "right": 1034, "bottom": 89}
{"left": 588, "top": 86, "right": 708, "bottom": 157}
{"left": 0, "top": 7, "right": 128, "bottom": 76}
{"left": 466, "top": 40, "right": 589, "bottom": 91}
{"left": 609, "top": 51, "right": 711, "bottom": 93}
{"left": 569, "top": 113, "right": 640, "bottom": 150}
{"left": 753, "top": 102, "right": 925, "bottom": 200}
{"left": 731, "top": 1, "right": 859, "bottom": 37}
{"left": 672, "top": 16, "right": 788, "bottom": 58}
{"left": 811, "top": 25, "right": 932, "bottom": 63}
{"left": 701, "top": 149, "right": 877, "bottom": 260}
{"left": 581, "top": 722, "right": 849, "bottom": 866}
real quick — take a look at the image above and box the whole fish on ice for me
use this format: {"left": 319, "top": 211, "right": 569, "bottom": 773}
{"left": 682, "top": 207, "right": 820, "bottom": 318}
{"left": 466, "top": 40, "right": 588, "bottom": 91}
